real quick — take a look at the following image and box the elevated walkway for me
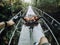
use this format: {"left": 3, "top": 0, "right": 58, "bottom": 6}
{"left": 0, "top": 6, "right": 60, "bottom": 45}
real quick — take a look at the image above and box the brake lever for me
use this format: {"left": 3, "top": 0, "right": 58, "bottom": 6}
{"left": 12, "top": 15, "right": 24, "bottom": 23}
{"left": 34, "top": 16, "right": 43, "bottom": 22}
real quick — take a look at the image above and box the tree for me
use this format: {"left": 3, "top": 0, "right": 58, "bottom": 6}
{"left": 32, "top": 0, "right": 60, "bottom": 13}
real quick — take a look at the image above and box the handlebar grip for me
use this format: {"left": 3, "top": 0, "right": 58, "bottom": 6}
{"left": 13, "top": 15, "right": 24, "bottom": 23}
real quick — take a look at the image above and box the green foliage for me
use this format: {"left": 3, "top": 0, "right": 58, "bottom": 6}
{"left": 12, "top": 1, "right": 22, "bottom": 14}
{"left": 0, "top": 0, "right": 12, "bottom": 21}
{"left": 0, "top": 0, "right": 24, "bottom": 45}
{"left": 21, "top": 2, "right": 29, "bottom": 8}
{"left": 0, "top": 0, "right": 23, "bottom": 21}
{"left": 32, "top": 0, "right": 60, "bottom": 13}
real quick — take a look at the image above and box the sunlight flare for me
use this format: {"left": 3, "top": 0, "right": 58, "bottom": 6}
{"left": 23, "top": 0, "right": 31, "bottom": 3}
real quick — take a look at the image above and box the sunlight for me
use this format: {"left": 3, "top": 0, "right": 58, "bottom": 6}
{"left": 26, "top": 6, "right": 36, "bottom": 17}
{"left": 23, "top": 0, "right": 31, "bottom": 3}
